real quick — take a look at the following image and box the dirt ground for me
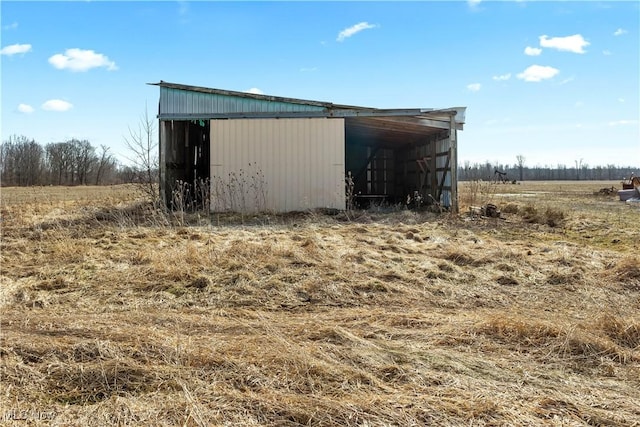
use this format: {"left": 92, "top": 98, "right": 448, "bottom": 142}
{"left": 1, "top": 182, "right": 639, "bottom": 426}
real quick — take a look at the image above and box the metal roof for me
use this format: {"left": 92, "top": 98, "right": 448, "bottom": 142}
{"left": 151, "top": 81, "right": 362, "bottom": 109}
{"left": 150, "top": 81, "right": 466, "bottom": 128}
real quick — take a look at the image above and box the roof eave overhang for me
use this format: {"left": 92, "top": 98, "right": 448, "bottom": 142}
{"left": 157, "top": 108, "right": 464, "bottom": 130}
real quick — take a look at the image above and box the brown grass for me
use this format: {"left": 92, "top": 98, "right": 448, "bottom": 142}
{"left": 1, "top": 182, "right": 639, "bottom": 426}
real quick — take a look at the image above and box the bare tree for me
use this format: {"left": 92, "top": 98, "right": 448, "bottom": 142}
{"left": 46, "top": 140, "right": 86, "bottom": 185}
{"left": 46, "top": 142, "right": 68, "bottom": 185}
{"left": 70, "top": 139, "right": 97, "bottom": 185}
{"left": 516, "top": 154, "right": 526, "bottom": 182}
{"left": 0, "top": 138, "right": 17, "bottom": 185}
{"left": 94, "top": 145, "right": 116, "bottom": 185}
{"left": 575, "top": 158, "right": 583, "bottom": 180}
{"left": 124, "top": 106, "right": 160, "bottom": 206}
{"left": 117, "top": 165, "right": 139, "bottom": 184}
{"left": 1, "top": 135, "right": 44, "bottom": 186}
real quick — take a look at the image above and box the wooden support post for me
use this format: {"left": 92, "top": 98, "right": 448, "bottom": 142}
{"left": 402, "top": 147, "right": 408, "bottom": 197}
{"left": 430, "top": 136, "right": 437, "bottom": 202}
{"left": 437, "top": 148, "right": 451, "bottom": 201}
{"left": 159, "top": 120, "right": 166, "bottom": 207}
{"left": 450, "top": 114, "right": 458, "bottom": 213}
{"left": 415, "top": 143, "right": 420, "bottom": 191}
{"left": 353, "top": 146, "right": 381, "bottom": 185}
{"left": 416, "top": 157, "right": 429, "bottom": 194}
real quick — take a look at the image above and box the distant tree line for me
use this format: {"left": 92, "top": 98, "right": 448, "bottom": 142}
{"left": 459, "top": 158, "right": 637, "bottom": 183}
{"left": 3, "top": 136, "right": 638, "bottom": 187}
{"left": 0, "top": 135, "right": 153, "bottom": 187}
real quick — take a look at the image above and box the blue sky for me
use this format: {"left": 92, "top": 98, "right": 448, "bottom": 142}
{"left": 2, "top": 1, "right": 639, "bottom": 168}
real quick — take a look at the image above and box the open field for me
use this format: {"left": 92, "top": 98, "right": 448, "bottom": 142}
{"left": 1, "top": 182, "right": 639, "bottom": 426}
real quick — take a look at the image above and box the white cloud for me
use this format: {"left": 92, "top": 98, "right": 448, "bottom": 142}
{"left": 245, "top": 88, "right": 264, "bottom": 95}
{"left": 42, "top": 99, "right": 73, "bottom": 112}
{"left": 608, "top": 120, "right": 638, "bottom": 126}
{"left": 613, "top": 28, "right": 627, "bottom": 36}
{"left": 337, "top": 22, "right": 377, "bottom": 42}
{"left": 0, "top": 43, "right": 32, "bottom": 56}
{"left": 3, "top": 22, "right": 18, "bottom": 30}
{"left": 558, "top": 76, "right": 574, "bottom": 85}
{"left": 517, "top": 65, "right": 559, "bottom": 82}
{"left": 18, "top": 104, "right": 34, "bottom": 114}
{"left": 618, "top": 98, "right": 625, "bottom": 103}
{"left": 467, "top": 83, "right": 481, "bottom": 92}
{"left": 539, "top": 34, "right": 590, "bottom": 54}
{"left": 492, "top": 73, "right": 511, "bottom": 81}
{"left": 602, "top": 50, "right": 612, "bottom": 56}
{"left": 524, "top": 46, "right": 542, "bottom": 56}
{"left": 48, "top": 48, "right": 117, "bottom": 72}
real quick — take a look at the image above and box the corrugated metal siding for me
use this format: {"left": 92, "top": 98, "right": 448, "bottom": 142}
{"left": 210, "top": 118, "right": 345, "bottom": 213}
{"left": 436, "top": 136, "right": 452, "bottom": 207}
{"left": 160, "top": 87, "right": 326, "bottom": 116}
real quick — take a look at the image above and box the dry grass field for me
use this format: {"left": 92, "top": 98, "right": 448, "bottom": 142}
{"left": 1, "top": 181, "right": 639, "bottom": 426}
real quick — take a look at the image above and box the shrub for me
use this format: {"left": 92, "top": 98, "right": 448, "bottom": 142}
{"left": 520, "top": 204, "right": 566, "bottom": 227}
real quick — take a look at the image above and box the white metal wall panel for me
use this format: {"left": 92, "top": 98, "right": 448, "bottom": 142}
{"left": 210, "top": 118, "right": 345, "bottom": 213}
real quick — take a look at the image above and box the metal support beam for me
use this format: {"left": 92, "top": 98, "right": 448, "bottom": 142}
{"left": 158, "top": 109, "right": 465, "bottom": 122}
